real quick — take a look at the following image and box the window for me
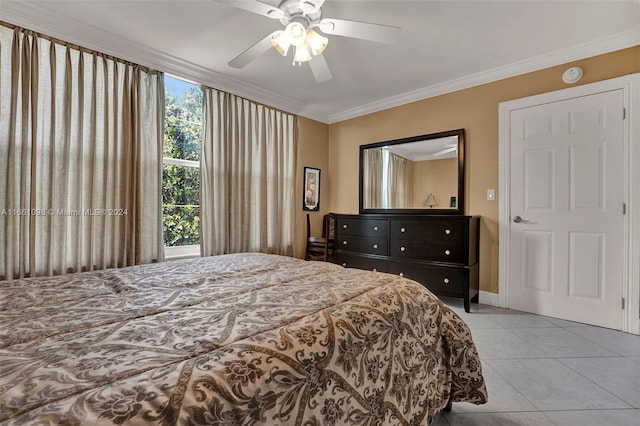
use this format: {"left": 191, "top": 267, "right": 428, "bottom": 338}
{"left": 163, "top": 76, "right": 202, "bottom": 258}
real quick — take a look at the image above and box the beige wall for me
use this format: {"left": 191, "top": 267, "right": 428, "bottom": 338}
{"left": 326, "top": 46, "right": 640, "bottom": 293}
{"left": 295, "top": 116, "right": 330, "bottom": 258}
{"left": 412, "top": 158, "right": 458, "bottom": 209}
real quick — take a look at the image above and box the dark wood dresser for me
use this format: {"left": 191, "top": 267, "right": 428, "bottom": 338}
{"left": 333, "top": 214, "right": 480, "bottom": 312}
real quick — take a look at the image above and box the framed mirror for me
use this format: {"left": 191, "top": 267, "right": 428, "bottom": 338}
{"left": 359, "top": 129, "right": 465, "bottom": 215}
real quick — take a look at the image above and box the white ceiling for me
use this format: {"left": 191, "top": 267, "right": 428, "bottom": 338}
{"left": 386, "top": 135, "right": 459, "bottom": 161}
{"left": 2, "top": 1, "right": 639, "bottom": 123}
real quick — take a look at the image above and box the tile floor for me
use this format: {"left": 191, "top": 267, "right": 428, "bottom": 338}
{"left": 433, "top": 297, "right": 640, "bottom": 426}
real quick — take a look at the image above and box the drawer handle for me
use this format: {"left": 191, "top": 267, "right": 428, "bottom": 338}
{"left": 372, "top": 268, "right": 377, "bottom": 272}
{"left": 343, "top": 224, "right": 348, "bottom": 229}
{"left": 399, "top": 272, "right": 404, "bottom": 277}
{"left": 374, "top": 226, "right": 379, "bottom": 231}
{"left": 400, "top": 227, "right": 406, "bottom": 233}
{"left": 400, "top": 246, "right": 406, "bottom": 252}
{"left": 444, "top": 278, "right": 450, "bottom": 284}
{"left": 445, "top": 229, "right": 451, "bottom": 235}
{"left": 342, "top": 263, "right": 347, "bottom": 267}
{"left": 343, "top": 241, "right": 348, "bottom": 245}
{"left": 445, "top": 250, "right": 451, "bottom": 255}
{"left": 373, "top": 244, "right": 378, "bottom": 249}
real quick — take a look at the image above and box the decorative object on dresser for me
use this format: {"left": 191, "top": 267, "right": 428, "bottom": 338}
{"left": 334, "top": 214, "right": 480, "bottom": 312}
{"left": 424, "top": 192, "right": 438, "bottom": 208}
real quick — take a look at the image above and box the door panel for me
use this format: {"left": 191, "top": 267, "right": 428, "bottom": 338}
{"left": 509, "top": 89, "right": 624, "bottom": 330}
{"left": 568, "top": 232, "right": 603, "bottom": 299}
{"left": 570, "top": 145, "right": 603, "bottom": 210}
{"left": 523, "top": 231, "right": 553, "bottom": 293}
{"left": 523, "top": 149, "right": 554, "bottom": 210}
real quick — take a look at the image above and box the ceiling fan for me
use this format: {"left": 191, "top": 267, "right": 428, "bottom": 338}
{"left": 220, "top": 0, "right": 401, "bottom": 83}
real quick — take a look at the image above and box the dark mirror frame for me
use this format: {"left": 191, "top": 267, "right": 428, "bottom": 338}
{"left": 359, "top": 128, "right": 466, "bottom": 215}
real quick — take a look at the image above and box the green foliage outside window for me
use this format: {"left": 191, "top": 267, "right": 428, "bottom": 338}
{"left": 163, "top": 80, "right": 202, "bottom": 247}
{"left": 162, "top": 165, "right": 200, "bottom": 246}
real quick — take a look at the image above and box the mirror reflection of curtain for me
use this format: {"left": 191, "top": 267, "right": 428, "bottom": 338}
{"left": 363, "top": 148, "right": 383, "bottom": 208}
{"left": 384, "top": 151, "right": 408, "bottom": 208}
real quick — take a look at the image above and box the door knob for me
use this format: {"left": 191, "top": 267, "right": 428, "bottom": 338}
{"left": 513, "top": 215, "right": 530, "bottom": 223}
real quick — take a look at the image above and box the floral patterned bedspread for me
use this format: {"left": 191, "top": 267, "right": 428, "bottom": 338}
{"left": 0, "top": 253, "right": 486, "bottom": 425}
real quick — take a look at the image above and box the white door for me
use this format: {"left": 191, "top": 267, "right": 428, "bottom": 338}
{"left": 508, "top": 89, "right": 625, "bottom": 330}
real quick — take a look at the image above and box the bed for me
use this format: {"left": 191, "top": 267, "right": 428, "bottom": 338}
{"left": 0, "top": 253, "right": 487, "bottom": 425}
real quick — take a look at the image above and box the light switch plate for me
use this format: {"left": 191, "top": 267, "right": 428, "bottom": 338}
{"left": 487, "top": 189, "right": 496, "bottom": 201}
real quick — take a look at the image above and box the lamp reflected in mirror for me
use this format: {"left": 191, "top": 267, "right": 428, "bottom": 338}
{"left": 424, "top": 192, "right": 438, "bottom": 208}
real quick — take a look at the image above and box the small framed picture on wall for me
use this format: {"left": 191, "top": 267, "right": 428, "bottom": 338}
{"left": 303, "top": 167, "right": 320, "bottom": 211}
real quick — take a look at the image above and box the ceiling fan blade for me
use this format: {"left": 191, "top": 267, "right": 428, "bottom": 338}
{"left": 217, "top": 0, "right": 284, "bottom": 19}
{"left": 317, "top": 18, "right": 401, "bottom": 44}
{"left": 308, "top": 53, "right": 332, "bottom": 83}
{"left": 228, "top": 31, "right": 279, "bottom": 69}
{"left": 301, "top": 0, "right": 326, "bottom": 13}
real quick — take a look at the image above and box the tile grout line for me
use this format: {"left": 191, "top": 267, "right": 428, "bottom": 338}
{"left": 442, "top": 300, "right": 640, "bottom": 422}
{"left": 554, "top": 356, "right": 636, "bottom": 409}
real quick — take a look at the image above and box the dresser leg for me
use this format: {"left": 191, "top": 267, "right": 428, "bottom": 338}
{"left": 464, "top": 297, "right": 470, "bottom": 313}
{"left": 443, "top": 396, "right": 453, "bottom": 412}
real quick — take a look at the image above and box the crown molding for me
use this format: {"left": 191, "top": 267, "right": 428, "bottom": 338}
{"left": 3, "top": 1, "right": 637, "bottom": 125}
{"left": 326, "top": 29, "right": 640, "bottom": 124}
{"left": 1, "top": 1, "right": 307, "bottom": 117}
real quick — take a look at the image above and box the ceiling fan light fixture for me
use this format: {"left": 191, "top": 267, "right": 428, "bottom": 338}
{"left": 293, "top": 44, "right": 312, "bottom": 64}
{"left": 306, "top": 29, "right": 328, "bottom": 55}
{"left": 285, "top": 21, "right": 307, "bottom": 46}
{"left": 271, "top": 31, "right": 291, "bottom": 56}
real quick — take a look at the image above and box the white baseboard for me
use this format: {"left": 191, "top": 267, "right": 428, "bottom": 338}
{"left": 478, "top": 290, "right": 501, "bottom": 307}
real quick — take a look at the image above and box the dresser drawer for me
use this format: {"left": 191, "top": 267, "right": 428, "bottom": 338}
{"left": 387, "top": 261, "right": 465, "bottom": 296}
{"left": 389, "top": 239, "right": 465, "bottom": 264}
{"left": 337, "top": 217, "right": 388, "bottom": 237}
{"left": 336, "top": 253, "right": 388, "bottom": 272}
{"left": 390, "top": 220, "right": 465, "bottom": 246}
{"left": 332, "top": 214, "right": 480, "bottom": 313}
{"left": 338, "top": 235, "right": 388, "bottom": 256}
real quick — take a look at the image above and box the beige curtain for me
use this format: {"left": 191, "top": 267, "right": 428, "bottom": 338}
{"left": 200, "top": 88, "right": 296, "bottom": 256}
{"left": 363, "top": 147, "right": 383, "bottom": 209}
{"left": 0, "top": 24, "right": 164, "bottom": 280}
{"left": 387, "top": 151, "right": 408, "bottom": 208}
